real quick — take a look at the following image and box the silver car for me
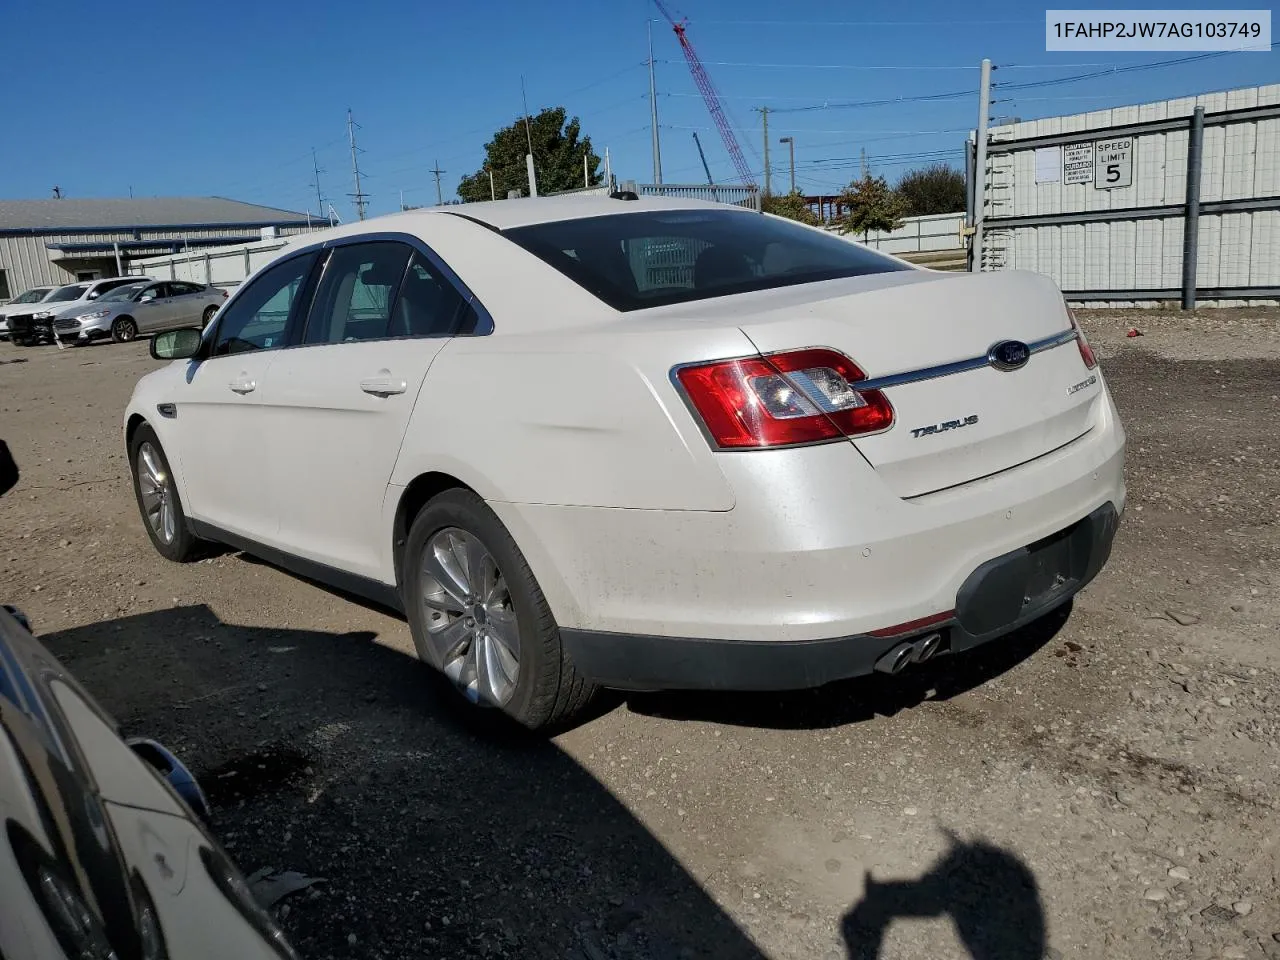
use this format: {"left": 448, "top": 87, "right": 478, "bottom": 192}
{"left": 55, "top": 280, "right": 227, "bottom": 345}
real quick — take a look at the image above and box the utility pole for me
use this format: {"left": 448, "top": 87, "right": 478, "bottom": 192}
{"left": 488, "top": 168, "right": 496, "bottom": 201}
{"left": 860, "top": 147, "right": 868, "bottom": 178}
{"left": 430, "top": 160, "right": 445, "bottom": 206}
{"left": 583, "top": 152, "right": 590, "bottom": 188}
{"left": 779, "top": 136, "right": 795, "bottom": 193}
{"left": 521, "top": 76, "right": 537, "bottom": 198}
{"left": 648, "top": 19, "right": 663, "bottom": 184}
{"left": 970, "top": 58, "right": 992, "bottom": 273}
{"left": 310, "top": 148, "right": 325, "bottom": 218}
{"left": 755, "top": 107, "right": 771, "bottom": 195}
{"left": 347, "top": 109, "right": 369, "bottom": 221}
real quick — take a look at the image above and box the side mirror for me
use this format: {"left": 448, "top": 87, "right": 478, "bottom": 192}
{"left": 151, "top": 328, "right": 203, "bottom": 361}
{"left": 139, "top": 293, "right": 156, "bottom": 303}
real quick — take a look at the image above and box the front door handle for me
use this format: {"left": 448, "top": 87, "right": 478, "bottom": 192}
{"left": 360, "top": 375, "right": 407, "bottom": 398}
{"left": 229, "top": 376, "right": 256, "bottom": 394}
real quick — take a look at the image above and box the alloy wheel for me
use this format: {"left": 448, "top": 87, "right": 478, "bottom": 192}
{"left": 136, "top": 443, "right": 176, "bottom": 544}
{"left": 419, "top": 527, "right": 521, "bottom": 706}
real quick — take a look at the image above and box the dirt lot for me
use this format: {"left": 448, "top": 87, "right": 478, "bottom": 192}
{"left": 2, "top": 310, "right": 1278, "bottom": 960}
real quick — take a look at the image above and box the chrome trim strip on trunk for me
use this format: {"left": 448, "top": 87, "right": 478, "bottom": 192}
{"left": 856, "top": 329, "right": 1079, "bottom": 393}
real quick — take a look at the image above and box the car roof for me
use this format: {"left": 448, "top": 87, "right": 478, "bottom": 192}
{"left": 288, "top": 195, "right": 751, "bottom": 248}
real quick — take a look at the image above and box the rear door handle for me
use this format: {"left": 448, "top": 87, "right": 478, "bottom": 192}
{"left": 229, "top": 376, "right": 256, "bottom": 394}
{"left": 360, "top": 375, "right": 407, "bottom": 397}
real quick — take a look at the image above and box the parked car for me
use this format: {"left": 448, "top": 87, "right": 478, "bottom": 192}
{"left": 55, "top": 280, "right": 226, "bottom": 345}
{"left": 7, "top": 277, "right": 153, "bottom": 346}
{"left": 0, "top": 287, "right": 56, "bottom": 341}
{"left": 122, "top": 195, "right": 1126, "bottom": 730}
{"left": 0, "top": 440, "right": 299, "bottom": 960}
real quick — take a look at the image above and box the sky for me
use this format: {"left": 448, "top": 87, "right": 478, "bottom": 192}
{"left": 4, "top": 0, "right": 1276, "bottom": 219}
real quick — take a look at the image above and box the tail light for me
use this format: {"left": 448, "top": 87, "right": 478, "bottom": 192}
{"left": 1067, "top": 305, "right": 1097, "bottom": 369}
{"left": 675, "top": 348, "right": 894, "bottom": 449}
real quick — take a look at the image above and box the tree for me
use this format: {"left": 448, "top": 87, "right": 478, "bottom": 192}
{"left": 458, "top": 107, "right": 601, "bottom": 203}
{"left": 895, "top": 163, "right": 966, "bottom": 216}
{"left": 761, "top": 190, "right": 820, "bottom": 226}
{"left": 835, "top": 173, "right": 904, "bottom": 238}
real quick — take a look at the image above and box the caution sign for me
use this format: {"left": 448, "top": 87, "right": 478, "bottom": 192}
{"left": 1094, "top": 137, "right": 1134, "bottom": 189}
{"left": 1063, "top": 142, "right": 1093, "bottom": 185}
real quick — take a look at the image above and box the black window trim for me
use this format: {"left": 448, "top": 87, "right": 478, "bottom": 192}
{"left": 201, "top": 230, "right": 494, "bottom": 360}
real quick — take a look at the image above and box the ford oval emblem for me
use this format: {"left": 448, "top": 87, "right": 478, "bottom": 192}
{"left": 988, "top": 339, "right": 1031, "bottom": 372}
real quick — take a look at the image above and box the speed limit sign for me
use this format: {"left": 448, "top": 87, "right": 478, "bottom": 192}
{"left": 1094, "top": 138, "right": 1133, "bottom": 189}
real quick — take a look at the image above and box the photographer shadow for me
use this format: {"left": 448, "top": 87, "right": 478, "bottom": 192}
{"left": 843, "top": 831, "right": 1047, "bottom": 960}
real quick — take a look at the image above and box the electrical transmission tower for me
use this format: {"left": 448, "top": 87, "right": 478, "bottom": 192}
{"left": 430, "top": 160, "right": 445, "bottom": 206}
{"left": 310, "top": 148, "right": 327, "bottom": 220}
{"left": 346, "top": 109, "right": 370, "bottom": 220}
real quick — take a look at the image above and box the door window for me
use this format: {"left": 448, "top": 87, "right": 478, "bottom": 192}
{"left": 212, "top": 252, "right": 318, "bottom": 356}
{"left": 137, "top": 284, "right": 164, "bottom": 303}
{"left": 303, "top": 242, "right": 412, "bottom": 345}
{"left": 389, "top": 251, "right": 476, "bottom": 338}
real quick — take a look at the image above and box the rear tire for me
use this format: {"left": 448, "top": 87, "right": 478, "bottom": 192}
{"left": 112, "top": 316, "right": 138, "bottom": 343}
{"left": 128, "top": 425, "right": 201, "bottom": 562}
{"left": 201, "top": 305, "right": 218, "bottom": 328}
{"left": 402, "top": 489, "right": 597, "bottom": 730}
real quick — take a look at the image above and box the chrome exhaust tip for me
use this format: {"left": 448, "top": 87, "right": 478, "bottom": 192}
{"left": 874, "top": 642, "right": 916, "bottom": 675}
{"left": 912, "top": 632, "right": 943, "bottom": 663}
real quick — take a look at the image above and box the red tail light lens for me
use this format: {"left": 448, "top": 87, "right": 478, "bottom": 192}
{"left": 1067, "top": 306, "right": 1097, "bottom": 369}
{"left": 675, "top": 348, "right": 894, "bottom": 449}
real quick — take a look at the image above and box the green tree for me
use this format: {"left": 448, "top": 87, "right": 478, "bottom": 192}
{"left": 458, "top": 107, "right": 601, "bottom": 202}
{"left": 761, "top": 190, "right": 820, "bottom": 226}
{"left": 895, "top": 163, "right": 966, "bottom": 216}
{"left": 835, "top": 173, "right": 904, "bottom": 238}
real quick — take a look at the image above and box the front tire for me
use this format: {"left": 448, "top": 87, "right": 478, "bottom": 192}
{"left": 128, "top": 425, "right": 201, "bottom": 562}
{"left": 112, "top": 316, "right": 138, "bottom": 343}
{"left": 402, "top": 489, "right": 597, "bottom": 729}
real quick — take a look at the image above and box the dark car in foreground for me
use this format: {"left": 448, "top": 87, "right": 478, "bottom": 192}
{"left": 0, "top": 440, "right": 298, "bottom": 959}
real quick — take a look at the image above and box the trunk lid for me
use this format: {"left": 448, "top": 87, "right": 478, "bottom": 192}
{"left": 680, "top": 269, "right": 1102, "bottom": 498}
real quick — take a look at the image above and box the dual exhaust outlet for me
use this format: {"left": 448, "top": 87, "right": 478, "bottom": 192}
{"left": 873, "top": 632, "right": 943, "bottom": 675}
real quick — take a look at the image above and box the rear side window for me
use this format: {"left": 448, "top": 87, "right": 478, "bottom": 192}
{"left": 503, "top": 209, "right": 911, "bottom": 312}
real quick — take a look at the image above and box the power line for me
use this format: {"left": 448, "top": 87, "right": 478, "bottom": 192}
{"left": 995, "top": 41, "right": 1278, "bottom": 91}
{"left": 770, "top": 88, "right": 977, "bottom": 115}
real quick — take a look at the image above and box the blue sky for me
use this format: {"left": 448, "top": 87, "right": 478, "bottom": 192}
{"left": 4, "top": 1, "right": 1275, "bottom": 218}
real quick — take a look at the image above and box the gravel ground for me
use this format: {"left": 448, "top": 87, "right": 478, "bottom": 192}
{"left": 1, "top": 309, "right": 1278, "bottom": 960}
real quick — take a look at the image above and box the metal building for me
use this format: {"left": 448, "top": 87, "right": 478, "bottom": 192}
{"left": 0, "top": 197, "right": 318, "bottom": 304}
{"left": 974, "top": 83, "right": 1280, "bottom": 306}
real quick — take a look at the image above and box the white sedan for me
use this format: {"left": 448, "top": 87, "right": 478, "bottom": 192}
{"left": 123, "top": 195, "right": 1125, "bottom": 729}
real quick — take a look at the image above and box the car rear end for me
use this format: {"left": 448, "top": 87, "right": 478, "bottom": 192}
{"left": 484, "top": 204, "right": 1124, "bottom": 691}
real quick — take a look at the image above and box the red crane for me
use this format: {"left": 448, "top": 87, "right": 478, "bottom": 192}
{"left": 652, "top": 0, "right": 757, "bottom": 188}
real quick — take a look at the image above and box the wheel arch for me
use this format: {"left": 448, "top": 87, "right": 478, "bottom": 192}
{"left": 392, "top": 471, "right": 474, "bottom": 591}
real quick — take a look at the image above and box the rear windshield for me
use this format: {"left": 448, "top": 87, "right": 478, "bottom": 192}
{"left": 502, "top": 209, "right": 911, "bottom": 312}
{"left": 48, "top": 284, "right": 90, "bottom": 302}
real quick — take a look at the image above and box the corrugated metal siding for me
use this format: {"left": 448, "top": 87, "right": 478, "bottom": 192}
{"left": 983, "top": 83, "right": 1280, "bottom": 306}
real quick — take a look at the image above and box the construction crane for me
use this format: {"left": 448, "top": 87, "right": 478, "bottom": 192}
{"left": 652, "top": 0, "right": 757, "bottom": 188}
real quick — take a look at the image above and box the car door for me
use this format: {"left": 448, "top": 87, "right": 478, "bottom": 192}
{"left": 261, "top": 239, "right": 476, "bottom": 580}
{"left": 173, "top": 250, "right": 320, "bottom": 541}
{"left": 165, "top": 282, "right": 204, "bottom": 328}
{"left": 129, "top": 283, "right": 172, "bottom": 333}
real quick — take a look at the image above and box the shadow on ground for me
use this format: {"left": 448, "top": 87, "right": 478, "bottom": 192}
{"left": 843, "top": 832, "right": 1047, "bottom": 960}
{"left": 624, "top": 603, "right": 1071, "bottom": 731}
{"left": 40, "top": 605, "right": 763, "bottom": 959}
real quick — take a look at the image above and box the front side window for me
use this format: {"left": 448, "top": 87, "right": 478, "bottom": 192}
{"left": 212, "top": 252, "right": 318, "bottom": 357}
{"left": 503, "top": 209, "right": 912, "bottom": 312}
{"left": 303, "top": 242, "right": 412, "bottom": 345}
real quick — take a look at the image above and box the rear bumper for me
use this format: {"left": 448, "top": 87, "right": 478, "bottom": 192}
{"left": 562, "top": 502, "right": 1119, "bottom": 691}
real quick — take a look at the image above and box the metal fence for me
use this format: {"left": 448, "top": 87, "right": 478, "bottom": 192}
{"left": 973, "top": 83, "right": 1280, "bottom": 307}
{"left": 638, "top": 183, "right": 762, "bottom": 212}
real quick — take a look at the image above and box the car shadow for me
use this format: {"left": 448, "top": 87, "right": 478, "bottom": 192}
{"left": 842, "top": 831, "right": 1047, "bottom": 959}
{"left": 623, "top": 603, "right": 1071, "bottom": 731}
{"left": 38, "top": 605, "right": 767, "bottom": 960}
